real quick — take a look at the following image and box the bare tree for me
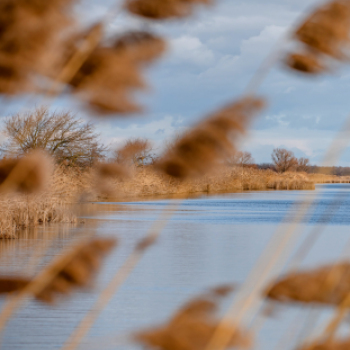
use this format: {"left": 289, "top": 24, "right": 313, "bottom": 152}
{"left": 114, "top": 138, "right": 154, "bottom": 167}
{"left": 296, "top": 157, "right": 310, "bottom": 172}
{"left": 271, "top": 148, "right": 298, "bottom": 173}
{"left": 226, "top": 151, "right": 254, "bottom": 167}
{"left": 0, "top": 107, "right": 106, "bottom": 167}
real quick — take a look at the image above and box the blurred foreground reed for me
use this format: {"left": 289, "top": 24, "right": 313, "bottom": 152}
{"left": 1, "top": 0, "right": 350, "bottom": 349}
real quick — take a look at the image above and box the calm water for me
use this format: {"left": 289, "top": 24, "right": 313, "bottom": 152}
{"left": 1, "top": 184, "right": 350, "bottom": 350}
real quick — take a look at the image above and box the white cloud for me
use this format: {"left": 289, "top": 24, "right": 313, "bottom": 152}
{"left": 241, "top": 127, "right": 341, "bottom": 163}
{"left": 96, "top": 115, "right": 186, "bottom": 150}
{"left": 169, "top": 36, "right": 215, "bottom": 66}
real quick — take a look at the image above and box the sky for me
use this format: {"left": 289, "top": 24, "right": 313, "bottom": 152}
{"left": 4, "top": 0, "right": 350, "bottom": 165}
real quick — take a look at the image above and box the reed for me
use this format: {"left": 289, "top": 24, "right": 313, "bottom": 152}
{"left": 98, "top": 166, "right": 315, "bottom": 199}
{"left": 155, "top": 97, "right": 265, "bottom": 180}
{"left": 266, "top": 262, "right": 350, "bottom": 306}
{"left": 134, "top": 285, "right": 251, "bottom": 350}
{"left": 298, "top": 339, "right": 350, "bottom": 350}
{"left": 0, "top": 237, "right": 117, "bottom": 336}
{"left": 1, "top": 163, "right": 314, "bottom": 239}
{"left": 125, "top": 0, "right": 213, "bottom": 20}
{"left": 1, "top": 0, "right": 350, "bottom": 349}
{"left": 308, "top": 174, "right": 350, "bottom": 184}
{"left": 0, "top": 164, "right": 86, "bottom": 239}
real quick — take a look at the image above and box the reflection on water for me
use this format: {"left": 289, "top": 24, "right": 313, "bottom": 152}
{"left": 0, "top": 184, "right": 350, "bottom": 349}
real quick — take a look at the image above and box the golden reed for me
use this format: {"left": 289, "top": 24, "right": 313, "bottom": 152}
{"left": 0, "top": 238, "right": 116, "bottom": 303}
{"left": 125, "top": 0, "right": 213, "bottom": 20}
{"left": 134, "top": 285, "right": 251, "bottom": 350}
{"left": 286, "top": 0, "right": 350, "bottom": 74}
{"left": 155, "top": 97, "right": 265, "bottom": 180}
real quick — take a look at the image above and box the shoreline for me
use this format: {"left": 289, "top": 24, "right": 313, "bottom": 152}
{"left": 2, "top": 166, "right": 349, "bottom": 239}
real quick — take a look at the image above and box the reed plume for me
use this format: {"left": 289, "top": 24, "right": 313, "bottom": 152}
{"left": 0, "top": 150, "right": 53, "bottom": 194}
{"left": 94, "top": 162, "right": 130, "bottom": 196}
{"left": 134, "top": 286, "right": 251, "bottom": 350}
{"left": 286, "top": 53, "right": 326, "bottom": 74}
{"left": 114, "top": 138, "right": 153, "bottom": 166}
{"left": 297, "top": 338, "right": 350, "bottom": 350}
{"left": 67, "top": 29, "right": 166, "bottom": 114}
{"left": 208, "top": 284, "right": 235, "bottom": 297}
{"left": 155, "top": 97, "right": 265, "bottom": 180}
{"left": 0, "top": 278, "right": 30, "bottom": 294}
{"left": 285, "top": 0, "right": 350, "bottom": 74}
{"left": 125, "top": 0, "right": 213, "bottom": 20}
{"left": 95, "top": 162, "right": 129, "bottom": 180}
{"left": 0, "top": 238, "right": 116, "bottom": 302}
{"left": 0, "top": 0, "right": 76, "bottom": 94}
{"left": 266, "top": 262, "right": 350, "bottom": 305}
{"left": 35, "top": 237, "right": 116, "bottom": 303}
{"left": 113, "top": 31, "right": 167, "bottom": 64}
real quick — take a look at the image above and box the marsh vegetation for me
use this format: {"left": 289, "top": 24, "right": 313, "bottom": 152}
{"left": 0, "top": 0, "right": 350, "bottom": 350}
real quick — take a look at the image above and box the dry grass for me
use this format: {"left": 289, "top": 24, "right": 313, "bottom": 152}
{"left": 1, "top": 0, "right": 350, "bottom": 348}
{"left": 0, "top": 0, "right": 76, "bottom": 95}
{"left": 297, "top": 338, "right": 350, "bottom": 350}
{"left": 266, "top": 262, "right": 350, "bottom": 305}
{"left": 134, "top": 285, "right": 251, "bottom": 350}
{"left": 286, "top": 0, "right": 350, "bottom": 74}
{"left": 67, "top": 29, "right": 166, "bottom": 115}
{"left": 308, "top": 174, "right": 350, "bottom": 183}
{"left": 98, "top": 166, "right": 314, "bottom": 199}
{"left": 125, "top": 0, "right": 213, "bottom": 20}
{"left": 0, "top": 238, "right": 116, "bottom": 303}
{"left": 0, "top": 165, "right": 88, "bottom": 239}
{"left": 0, "top": 161, "right": 315, "bottom": 238}
{"left": 155, "top": 97, "right": 265, "bottom": 180}
{"left": 36, "top": 237, "right": 117, "bottom": 303}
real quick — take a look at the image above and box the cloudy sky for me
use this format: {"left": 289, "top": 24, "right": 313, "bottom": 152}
{"left": 5, "top": 0, "right": 350, "bottom": 165}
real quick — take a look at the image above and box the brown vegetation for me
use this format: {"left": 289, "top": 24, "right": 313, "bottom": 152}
{"left": 0, "top": 157, "right": 314, "bottom": 240}
{"left": 36, "top": 237, "right": 117, "bottom": 303}
{"left": 271, "top": 148, "right": 298, "bottom": 173}
{"left": 0, "top": 0, "right": 349, "bottom": 349}
{"left": 286, "top": 0, "right": 350, "bottom": 74}
{"left": 0, "top": 238, "right": 116, "bottom": 303}
{"left": 0, "top": 165, "right": 88, "bottom": 239}
{"left": 0, "top": 0, "right": 76, "bottom": 95}
{"left": 114, "top": 138, "right": 155, "bottom": 166}
{"left": 125, "top": 0, "right": 213, "bottom": 20}
{"left": 156, "top": 97, "right": 265, "bottom": 180}
{"left": 1, "top": 108, "right": 106, "bottom": 166}
{"left": 0, "top": 150, "right": 52, "bottom": 194}
{"left": 308, "top": 174, "right": 350, "bottom": 183}
{"left": 134, "top": 285, "right": 251, "bottom": 350}
{"left": 297, "top": 338, "right": 350, "bottom": 350}
{"left": 98, "top": 165, "right": 314, "bottom": 198}
{"left": 266, "top": 263, "right": 350, "bottom": 305}
{"left": 66, "top": 29, "right": 166, "bottom": 114}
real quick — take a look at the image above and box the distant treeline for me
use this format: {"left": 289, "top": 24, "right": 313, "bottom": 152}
{"left": 307, "top": 166, "right": 350, "bottom": 176}
{"left": 257, "top": 163, "right": 350, "bottom": 176}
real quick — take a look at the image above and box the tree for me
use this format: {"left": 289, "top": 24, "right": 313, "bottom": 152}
{"left": 114, "top": 138, "right": 154, "bottom": 167}
{"left": 226, "top": 151, "right": 254, "bottom": 167}
{"left": 296, "top": 157, "right": 310, "bottom": 172}
{"left": 271, "top": 148, "right": 298, "bottom": 173}
{"left": 0, "top": 107, "right": 106, "bottom": 167}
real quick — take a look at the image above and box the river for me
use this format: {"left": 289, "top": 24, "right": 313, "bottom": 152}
{"left": 0, "top": 184, "right": 350, "bottom": 350}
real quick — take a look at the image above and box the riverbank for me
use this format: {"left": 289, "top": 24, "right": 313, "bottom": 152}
{"left": 0, "top": 165, "right": 316, "bottom": 238}
{"left": 96, "top": 166, "right": 315, "bottom": 199}
{"left": 0, "top": 166, "right": 84, "bottom": 239}
{"left": 308, "top": 174, "right": 350, "bottom": 184}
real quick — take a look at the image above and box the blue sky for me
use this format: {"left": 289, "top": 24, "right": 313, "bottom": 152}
{"left": 3, "top": 0, "right": 350, "bottom": 165}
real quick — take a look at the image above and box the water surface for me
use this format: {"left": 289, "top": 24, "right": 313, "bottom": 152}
{"left": 1, "top": 184, "right": 350, "bottom": 350}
